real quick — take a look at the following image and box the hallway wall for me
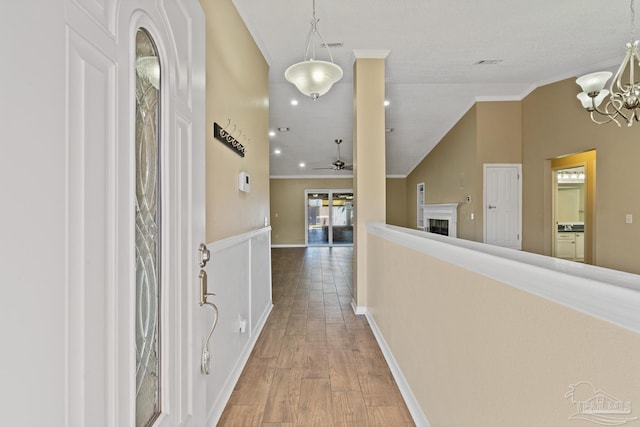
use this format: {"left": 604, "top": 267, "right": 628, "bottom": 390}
{"left": 270, "top": 178, "right": 354, "bottom": 245}
{"left": 269, "top": 177, "right": 408, "bottom": 245}
{"left": 202, "top": 0, "right": 270, "bottom": 242}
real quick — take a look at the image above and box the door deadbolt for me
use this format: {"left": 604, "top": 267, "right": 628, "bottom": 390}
{"left": 198, "top": 243, "right": 211, "bottom": 267}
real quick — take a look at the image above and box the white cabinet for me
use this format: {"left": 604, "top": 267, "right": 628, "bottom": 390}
{"left": 575, "top": 232, "right": 584, "bottom": 260}
{"left": 557, "top": 233, "right": 576, "bottom": 259}
{"left": 556, "top": 232, "right": 584, "bottom": 261}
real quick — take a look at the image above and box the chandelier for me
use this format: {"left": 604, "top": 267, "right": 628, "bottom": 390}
{"left": 284, "top": 0, "right": 343, "bottom": 100}
{"left": 576, "top": 0, "right": 640, "bottom": 127}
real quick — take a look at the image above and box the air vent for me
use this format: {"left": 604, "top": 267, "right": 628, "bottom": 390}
{"left": 475, "top": 59, "right": 503, "bottom": 65}
{"left": 321, "top": 42, "right": 344, "bottom": 48}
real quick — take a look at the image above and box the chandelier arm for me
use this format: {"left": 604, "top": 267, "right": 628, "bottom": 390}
{"left": 605, "top": 95, "right": 633, "bottom": 125}
{"left": 611, "top": 48, "right": 633, "bottom": 94}
{"left": 598, "top": 98, "right": 628, "bottom": 126}
{"left": 590, "top": 111, "right": 622, "bottom": 127}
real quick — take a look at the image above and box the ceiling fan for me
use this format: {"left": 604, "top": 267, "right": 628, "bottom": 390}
{"left": 313, "top": 139, "right": 353, "bottom": 171}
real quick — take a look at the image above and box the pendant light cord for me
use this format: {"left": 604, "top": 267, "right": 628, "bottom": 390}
{"left": 632, "top": 0, "right": 637, "bottom": 41}
{"left": 302, "top": 0, "right": 335, "bottom": 63}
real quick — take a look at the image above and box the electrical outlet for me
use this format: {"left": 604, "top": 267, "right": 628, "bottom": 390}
{"left": 626, "top": 214, "right": 633, "bottom": 224}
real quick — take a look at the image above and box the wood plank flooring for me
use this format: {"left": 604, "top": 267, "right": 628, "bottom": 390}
{"left": 218, "top": 247, "right": 414, "bottom": 427}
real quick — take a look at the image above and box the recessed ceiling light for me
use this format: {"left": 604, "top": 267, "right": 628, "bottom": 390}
{"left": 269, "top": 131, "right": 276, "bottom": 137}
{"left": 384, "top": 100, "right": 390, "bottom": 107}
{"left": 299, "top": 162, "right": 306, "bottom": 168}
{"left": 475, "top": 59, "right": 502, "bottom": 65}
{"left": 274, "top": 149, "right": 281, "bottom": 155}
{"left": 278, "top": 127, "right": 290, "bottom": 132}
{"left": 291, "top": 99, "right": 299, "bottom": 106}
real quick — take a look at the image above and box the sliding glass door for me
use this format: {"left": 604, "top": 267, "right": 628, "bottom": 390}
{"left": 306, "top": 190, "right": 353, "bottom": 246}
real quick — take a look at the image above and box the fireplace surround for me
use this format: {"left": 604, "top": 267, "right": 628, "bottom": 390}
{"left": 423, "top": 203, "right": 458, "bottom": 237}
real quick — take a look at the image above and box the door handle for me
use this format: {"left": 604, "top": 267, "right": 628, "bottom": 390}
{"left": 199, "top": 269, "right": 219, "bottom": 375}
{"left": 488, "top": 205, "right": 497, "bottom": 209}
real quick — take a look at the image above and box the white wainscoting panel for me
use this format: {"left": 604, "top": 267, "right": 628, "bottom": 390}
{"left": 204, "top": 227, "right": 273, "bottom": 425}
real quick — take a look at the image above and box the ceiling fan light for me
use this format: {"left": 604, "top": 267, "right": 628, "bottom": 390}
{"left": 576, "top": 71, "right": 612, "bottom": 95}
{"left": 285, "top": 60, "right": 343, "bottom": 99}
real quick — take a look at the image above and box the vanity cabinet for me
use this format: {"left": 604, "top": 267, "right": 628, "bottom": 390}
{"left": 556, "top": 232, "right": 584, "bottom": 261}
{"left": 575, "top": 232, "right": 584, "bottom": 260}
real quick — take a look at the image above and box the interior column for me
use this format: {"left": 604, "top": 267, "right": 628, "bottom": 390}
{"left": 352, "top": 51, "right": 389, "bottom": 311}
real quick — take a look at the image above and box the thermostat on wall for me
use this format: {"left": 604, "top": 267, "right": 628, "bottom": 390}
{"left": 238, "top": 171, "right": 251, "bottom": 192}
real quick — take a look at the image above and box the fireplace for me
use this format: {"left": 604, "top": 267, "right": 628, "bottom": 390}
{"left": 422, "top": 203, "right": 458, "bottom": 237}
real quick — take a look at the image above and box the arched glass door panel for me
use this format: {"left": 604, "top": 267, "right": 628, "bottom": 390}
{"left": 135, "top": 28, "right": 161, "bottom": 427}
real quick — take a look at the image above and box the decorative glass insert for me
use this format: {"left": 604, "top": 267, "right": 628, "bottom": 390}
{"left": 135, "top": 28, "right": 161, "bottom": 427}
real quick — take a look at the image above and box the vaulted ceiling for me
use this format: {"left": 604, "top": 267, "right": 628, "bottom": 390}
{"left": 232, "top": 0, "right": 631, "bottom": 177}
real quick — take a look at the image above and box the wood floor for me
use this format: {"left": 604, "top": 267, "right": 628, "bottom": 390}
{"left": 218, "top": 247, "right": 414, "bottom": 426}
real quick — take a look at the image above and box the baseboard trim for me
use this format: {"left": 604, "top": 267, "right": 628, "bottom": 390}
{"left": 364, "top": 309, "right": 431, "bottom": 427}
{"left": 350, "top": 299, "right": 366, "bottom": 315}
{"left": 271, "top": 244, "right": 306, "bottom": 248}
{"left": 206, "top": 303, "right": 273, "bottom": 425}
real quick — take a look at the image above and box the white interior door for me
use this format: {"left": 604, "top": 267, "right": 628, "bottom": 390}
{"left": 484, "top": 164, "right": 522, "bottom": 250}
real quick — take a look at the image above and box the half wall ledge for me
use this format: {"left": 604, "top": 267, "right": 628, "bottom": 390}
{"left": 366, "top": 223, "right": 640, "bottom": 334}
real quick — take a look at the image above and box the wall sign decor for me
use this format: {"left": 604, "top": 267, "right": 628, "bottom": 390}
{"left": 214, "top": 122, "right": 246, "bottom": 157}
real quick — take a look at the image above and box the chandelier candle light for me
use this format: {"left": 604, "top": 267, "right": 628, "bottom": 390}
{"left": 285, "top": 0, "right": 343, "bottom": 100}
{"left": 576, "top": 0, "right": 640, "bottom": 127}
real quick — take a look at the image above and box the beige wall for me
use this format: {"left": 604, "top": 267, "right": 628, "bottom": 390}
{"left": 386, "top": 178, "right": 407, "bottom": 227}
{"left": 522, "top": 78, "right": 640, "bottom": 273}
{"left": 270, "top": 178, "right": 353, "bottom": 245}
{"left": 407, "top": 102, "right": 522, "bottom": 243}
{"left": 201, "top": 0, "right": 270, "bottom": 242}
{"left": 368, "top": 234, "right": 640, "bottom": 426}
{"left": 270, "top": 177, "right": 407, "bottom": 245}
{"left": 408, "top": 78, "right": 640, "bottom": 274}
{"left": 407, "top": 105, "right": 478, "bottom": 240}
{"left": 475, "top": 101, "right": 522, "bottom": 237}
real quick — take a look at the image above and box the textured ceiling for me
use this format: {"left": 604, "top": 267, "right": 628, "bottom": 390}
{"left": 232, "top": 0, "right": 631, "bottom": 177}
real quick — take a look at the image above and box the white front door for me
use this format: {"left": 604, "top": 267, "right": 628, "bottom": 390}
{"left": 484, "top": 164, "right": 522, "bottom": 250}
{"left": 65, "top": 1, "right": 207, "bottom": 425}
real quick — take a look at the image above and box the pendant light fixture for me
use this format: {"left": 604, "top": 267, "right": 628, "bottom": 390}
{"left": 576, "top": 0, "right": 640, "bottom": 127}
{"left": 284, "top": 0, "right": 343, "bottom": 100}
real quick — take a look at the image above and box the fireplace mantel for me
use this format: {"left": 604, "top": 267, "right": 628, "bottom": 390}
{"left": 423, "top": 203, "right": 458, "bottom": 237}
